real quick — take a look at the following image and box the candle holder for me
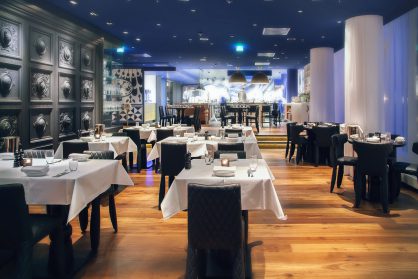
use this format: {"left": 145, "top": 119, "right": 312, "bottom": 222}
{"left": 22, "top": 158, "right": 32, "bottom": 167}
{"left": 221, "top": 158, "right": 230, "bottom": 167}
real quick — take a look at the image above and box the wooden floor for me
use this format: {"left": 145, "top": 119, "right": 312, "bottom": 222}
{"left": 69, "top": 149, "right": 418, "bottom": 279}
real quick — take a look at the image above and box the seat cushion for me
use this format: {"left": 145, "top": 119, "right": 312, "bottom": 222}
{"left": 394, "top": 162, "right": 417, "bottom": 173}
{"left": 337, "top": 156, "right": 358, "bottom": 166}
{"left": 29, "top": 214, "right": 61, "bottom": 244}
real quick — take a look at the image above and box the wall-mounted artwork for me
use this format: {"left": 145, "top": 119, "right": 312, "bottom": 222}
{"left": 58, "top": 73, "right": 75, "bottom": 102}
{"left": 32, "top": 113, "right": 48, "bottom": 138}
{"left": 0, "top": 17, "right": 20, "bottom": 58}
{"left": 30, "top": 110, "right": 52, "bottom": 142}
{"left": 58, "top": 38, "right": 75, "bottom": 69}
{"left": 0, "top": 112, "right": 18, "bottom": 151}
{"left": 30, "top": 27, "right": 52, "bottom": 65}
{"left": 31, "top": 70, "right": 51, "bottom": 101}
{"left": 81, "top": 110, "right": 93, "bottom": 131}
{"left": 81, "top": 47, "right": 94, "bottom": 73}
{"left": 81, "top": 78, "right": 94, "bottom": 101}
{"left": 59, "top": 110, "right": 74, "bottom": 135}
{"left": 0, "top": 66, "right": 20, "bottom": 101}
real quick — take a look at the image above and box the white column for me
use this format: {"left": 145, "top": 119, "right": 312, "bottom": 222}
{"left": 309, "top": 47, "right": 335, "bottom": 122}
{"left": 345, "top": 15, "right": 384, "bottom": 133}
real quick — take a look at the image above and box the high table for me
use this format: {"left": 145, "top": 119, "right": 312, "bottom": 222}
{"left": 0, "top": 159, "right": 133, "bottom": 276}
{"left": 147, "top": 136, "right": 262, "bottom": 162}
{"left": 55, "top": 136, "right": 137, "bottom": 159}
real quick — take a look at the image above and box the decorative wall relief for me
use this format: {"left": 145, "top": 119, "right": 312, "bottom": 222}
{"left": 112, "top": 68, "right": 144, "bottom": 124}
{"left": 81, "top": 47, "right": 94, "bottom": 73}
{"left": 31, "top": 72, "right": 51, "bottom": 100}
{"left": 0, "top": 115, "right": 18, "bottom": 138}
{"left": 59, "top": 38, "right": 74, "bottom": 68}
{"left": 30, "top": 28, "right": 52, "bottom": 64}
{"left": 58, "top": 73, "right": 74, "bottom": 101}
{"left": 0, "top": 18, "right": 19, "bottom": 58}
{"left": 59, "top": 112, "right": 73, "bottom": 134}
{"left": 0, "top": 66, "right": 20, "bottom": 101}
{"left": 81, "top": 79, "right": 94, "bottom": 101}
{"left": 81, "top": 111, "right": 91, "bottom": 130}
{"left": 32, "top": 114, "right": 47, "bottom": 138}
{"left": 0, "top": 71, "right": 13, "bottom": 97}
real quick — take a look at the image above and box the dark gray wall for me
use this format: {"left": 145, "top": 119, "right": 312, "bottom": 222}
{"left": 286, "top": 69, "right": 298, "bottom": 103}
{"left": 0, "top": 0, "right": 104, "bottom": 150}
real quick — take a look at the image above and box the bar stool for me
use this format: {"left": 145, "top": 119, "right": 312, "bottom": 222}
{"left": 245, "top": 105, "right": 259, "bottom": 133}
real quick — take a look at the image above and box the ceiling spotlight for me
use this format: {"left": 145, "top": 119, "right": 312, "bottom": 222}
{"left": 253, "top": 23, "right": 257, "bottom": 27}
{"left": 229, "top": 34, "right": 235, "bottom": 38}
{"left": 89, "top": 11, "right": 98, "bottom": 16}
{"left": 200, "top": 37, "right": 209, "bottom": 41}
{"left": 235, "top": 43, "right": 245, "bottom": 52}
{"left": 69, "top": 0, "right": 78, "bottom": 5}
{"left": 106, "top": 21, "right": 113, "bottom": 26}
{"left": 321, "top": 35, "right": 326, "bottom": 39}
{"left": 131, "top": 46, "right": 135, "bottom": 49}
{"left": 123, "top": 31, "right": 129, "bottom": 35}
{"left": 337, "top": 20, "right": 342, "bottom": 24}
{"left": 298, "top": 10, "right": 303, "bottom": 13}
{"left": 274, "top": 44, "right": 278, "bottom": 47}
{"left": 251, "top": 72, "right": 269, "bottom": 84}
{"left": 156, "top": 23, "right": 161, "bottom": 27}
{"left": 135, "top": 38, "right": 141, "bottom": 41}
{"left": 190, "top": 9, "right": 196, "bottom": 13}
{"left": 172, "top": 35, "right": 177, "bottom": 38}
{"left": 226, "top": 0, "right": 233, "bottom": 4}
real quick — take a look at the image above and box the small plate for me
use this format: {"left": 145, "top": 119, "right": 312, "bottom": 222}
{"left": 213, "top": 171, "right": 235, "bottom": 177}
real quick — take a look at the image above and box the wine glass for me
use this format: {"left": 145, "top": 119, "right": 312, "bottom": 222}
{"left": 69, "top": 159, "right": 78, "bottom": 171}
{"left": 249, "top": 155, "right": 258, "bottom": 172}
{"left": 45, "top": 150, "right": 54, "bottom": 164}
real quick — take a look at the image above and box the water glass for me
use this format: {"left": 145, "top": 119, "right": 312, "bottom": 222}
{"left": 249, "top": 155, "right": 258, "bottom": 172}
{"left": 69, "top": 159, "right": 78, "bottom": 171}
{"left": 45, "top": 150, "right": 54, "bottom": 164}
{"left": 205, "top": 154, "right": 212, "bottom": 165}
{"left": 385, "top": 132, "right": 391, "bottom": 142}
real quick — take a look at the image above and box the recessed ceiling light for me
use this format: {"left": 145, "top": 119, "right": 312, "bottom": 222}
{"left": 287, "top": 37, "right": 296, "bottom": 41}
{"left": 321, "top": 35, "right": 326, "bottom": 39}
{"left": 273, "top": 57, "right": 280, "bottom": 60}
{"left": 274, "top": 44, "right": 278, "bottom": 47}
{"left": 69, "top": 0, "right": 78, "bottom": 5}
{"left": 298, "top": 10, "right": 303, "bottom": 13}
{"left": 235, "top": 43, "right": 245, "bottom": 52}
{"left": 188, "top": 38, "right": 193, "bottom": 42}
{"left": 200, "top": 37, "right": 209, "bottom": 41}
{"left": 172, "top": 35, "right": 177, "bottom": 38}
{"left": 123, "top": 31, "right": 129, "bottom": 35}
{"left": 156, "top": 23, "right": 161, "bottom": 27}
{"left": 90, "top": 11, "right": 98, "bottom": 16}
{"left": 255, "top": 62, "right": 270, "bottom": 66}
{"left": 337, "top": 20, "right": 342, "bottom": 24}
{"left": 258, "top": 52, "right": 275, "bottom": 58}
{"left": 131, "top": 46, "right": 135, "bottom": 49}
{"left": 253, "top": 23, "right": 257, "bottom": 27}
{"left": 262, "top": 28, "right": 290, "bottom": 36}
{"left": 229, "top": 34, "right": 235, "bottom": 38}
{"left": 210, "top": 42, "right": 214, "bottom": 46}
{"left": 135, "top": 38, "right": 141, "bottom": 41}
{"left": 190, "top": 9, "right": 196, "bottom": 13}
{"left": 106, "top": 21, "right": 113, "bottom": 26}
{"left": 200, "top": 58, "right": 207, "bottom": 62}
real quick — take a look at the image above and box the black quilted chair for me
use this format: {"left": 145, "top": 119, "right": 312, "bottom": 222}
{"left": 159, "top": 105, "right": 171, "bottom": 126}
{"left": 285, "top": 122, "right": 296, "bottom": 159}
{"left": 330, "top": 134, "right": 358, "bottom": 192}
{"left": 188, "top": 107, "right": 201, "bottom": 132}
{"left": 288, "top": 124, "right": 307, "bottom": 164}
{"left": 225, "top": 129, "right": 243, "bottom": 138}
{"left": 214, "top": 150, "right": 246, "bottom": 159}
{"left": 218, "top": 142, "right": 245, "bottom": 151}
{"left": 159, "top": 142, "right": 187, "bottom": 209}
{"left": 155, "top": 128, "right": 175, "bottom": 173}
{"left": 165, "top": 106, "right": 177, "bottom": 124}
{"left": 220, "top": 105, "right": 236, "bottom": 126}
{"left": 311, "top": 126, "right": 339, "bottom": 166}
{"left": 186, "top": 183, "right": 245, "bottom": 279}
{"left": 0, "top": 184, "right": 64, "bottom": 279}
{"left": 62, "top": 141, "right": 89, "bottom": 159}
{"left": 123, "top": 129, "right": 147, "bottom": 171}
{"left": 353, "top": 141, "right": 393, "bottom": 213}
{"left": 245, "top": 105, "right": 259, "bottom": 133}
{"left": 78, "top": 151, "right": 120, "bottom": 233}
{"left": 393, "top": 142, "right": 418, "bottom": 198}
{"left": 23, "top": 149, "right": 49, "bottom": 158}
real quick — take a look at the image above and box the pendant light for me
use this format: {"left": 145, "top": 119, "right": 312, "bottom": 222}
{"left": 251, "top": 72, "right": 269, "bottom": 84}
{"left": 229, "top": 71, "right": 246, "bottom": 84}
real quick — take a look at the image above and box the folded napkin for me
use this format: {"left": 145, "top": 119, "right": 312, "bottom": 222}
{"left": 184, "top": 133, "right": 194, "bottom": 138}
{"left": 366, "top": 136, "right": 380, "bottom": 143}
{"left": 226, "top": 137, "right": 239, "bottom": 143}
{"left": 231, "top": 124, "right": 241, "bottom": 129}
{"left": 395, "top": 136, "right": 406, "bottom": 143}
{"left": 68, "top": 153, "right": 90, "bottom": 161}
{"left": 21, "top": 165, "right": 49, "bottom": 176}
{"left": 219, "top": 153, "right": 238, "bottom": 161}
{"left": 80, "top": 136, "right": 93, "bottom": 142}
{"left": 196, "top": 136, "right": 205, "bottom": 141}
{"left": 227, "top": 133, "right": 239, "bottom": 138}
{"left": 0, "top": 152, "right": 14, "bottom": 160}
{"left": 213, "top": 166, "right": 236, "bottom": 173}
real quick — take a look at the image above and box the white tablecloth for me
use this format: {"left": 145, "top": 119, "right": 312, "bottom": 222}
{"left": 124, "top": 126, "right": 195, "bottom": 143}
{"left": 147, "top": 136, "right": 262, "bottom": 161}
{"left": 0, "top": 159, "right": 133, "bottom": 223}
{"left": 161, "top": 159, "right": 286, "bottom": 220}
{"left": 55, "top": 136, "right": 137, "bottom": 159}
{"left": 201, "top": 126, "right": 256, "bottom": 140}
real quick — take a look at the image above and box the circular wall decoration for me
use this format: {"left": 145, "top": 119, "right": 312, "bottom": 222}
{"left": 0, "top": 27, "right": 12, "bottom": 48}
{"left": 34, "top": 76, "right": 48, "bottom": 98}
{"left": 33, "top": 114, "right": 47, "bottom": 138}
{"left": 59, "top": 113, "right": 72, "bottom": 133}
{"left": 35, "top": 38, "right": 46, "bottom": 56}
{"left": 83, "top": 53, "right": 91, "bottom": 66}
{"left": 82, "top": 112, "right": 91, "bottom": 130}
{"left": 82, "top": 81, "right": 91, "bottom": 99}
{"left": 0, "top": 72, "right": 13, "bottom": 97}
{"left": 63, "top": 46, "right": 71, "bottom": 61}
{"left": 62, "top": 80, "right": 71, "bottom": 98}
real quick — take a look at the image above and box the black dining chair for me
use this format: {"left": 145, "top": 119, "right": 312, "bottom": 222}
{"left": 288, "top": 124, "right": 307, "bottom": 164}
{"left": 311, "top": 126, "right": 339, "bottom": 167}
{"left": 0, "top": 184, "right": 65, "bottom": 279}
{"left": 330, "top": 134, "right": 358, "bottom": 193}
{"left": 220, "top": 105, "right": 236, "bottom": 126}
{"left": 159, "top": 142, "right": 187, "bottom": 210}
{"left": 218, "top": 142, "right": 245, "bottom": 151}
{"left": 155, "top": 128, "right": 175, "bottom": 173}
{"left": 285, "top": 122, "right": 296, "bottom": 159}
{"left": 62, "top": 141, "right": 89, "bottom": 159}
{"left": 224, "top": 129, "right": 243, "bottom": 138}
{"left": 214, "top": 150, "right": 246, "bottom": 159}
{"left": 186, "top": 183, "right": 245, "bottom": 279}
{"left": 261, "top": 105, "right": 272, "bottom": 127}
{"left": 188, "top": 107, "right": 201, "bottom": 132}
{"left": 78, "top": 151, "right": 120, "bottom": 233}
{"left": 123, "top": 129, "right": 147, "bottom": 172}
{"left": 245, "top": 105, "right": 259, "bottom": 133}
{"left": 393, "top": 142, "right": 418, "bottom": 199}
{"left": 353, "top": 141, "right": 393, "bottom": 213}
{"left": 165, "top": 106, "right": 177, "bottom": 124}
{"left": 159, "top": 105, "right": 171, "bottom": 126}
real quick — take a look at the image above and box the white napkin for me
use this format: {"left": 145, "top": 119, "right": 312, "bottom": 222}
{"left": 228, "top": 133, "right": 239, "bottom": 138}
{"left": 213, "top": 166, "right": 236, "bottom": 173}
{"left": 80, "top": 136, "right": 93, "bottom": 142}
{"left": 226, "top": 137, "right": 239, "bottom": 143}
{"left": 219, "top": 153, "right": 238, "bottom": 161}
{"left": 366, "top": 136, "right": 380, "bottom": 143}
{"left": 184, "top": 133, "right": 194, "bottom": 138}
{"left": 350, "top": 134, "right": 359, "bottom": 140}
{"left": 395, "top": 136, "right": 406, "bottom": 143}
{"left": 68, "top": 153, "right": 90, "bottom": 161}
{"left": 0, "top": 153, "right": 14, "bottom": 160}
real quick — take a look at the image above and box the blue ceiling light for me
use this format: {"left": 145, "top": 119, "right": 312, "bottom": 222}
{"left": 235, "top": 43, "right": 245, "bottom": 53}
{"left": 116, "top": 47, "right": 125, "bottom": 53}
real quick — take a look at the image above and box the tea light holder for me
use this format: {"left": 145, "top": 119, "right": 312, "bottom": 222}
{"left": 22, "top": 158, "right": 32, "bottom": 167}
{"left": 221, "top": 158, "right": 230, "bottom": 167}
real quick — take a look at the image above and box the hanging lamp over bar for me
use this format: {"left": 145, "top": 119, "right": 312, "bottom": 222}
{"left": 229, "top": 71, "right": 247, "bottom": 84}
{"left": 251, "top": 72, "right": 269, "bottom": 84}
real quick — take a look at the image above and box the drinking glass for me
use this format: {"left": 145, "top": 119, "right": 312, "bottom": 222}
{"left": 69, "top": 159, "right": 78, "bottom": 171}
{"left": 205, "top": 153, "right": 212, "bottom": 165}
{"left": 45, "top": 150, "right": 54, "bottom": 164}
{"left": 249, "top": 155, "right": 258, "bottom": 172}
{"left": 385, "top": 132, "right": 391, "bottom": 142}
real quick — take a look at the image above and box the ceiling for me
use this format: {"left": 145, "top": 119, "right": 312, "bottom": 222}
{"left": 32, "top": 0, "right": 417, "bottom": 69}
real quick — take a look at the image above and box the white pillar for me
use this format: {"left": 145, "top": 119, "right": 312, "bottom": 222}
{"left": 309, "top": 47, "right": 335, "bottom": 122}
{"left": 345, "top": 15, "right": 384, "bottom": 133}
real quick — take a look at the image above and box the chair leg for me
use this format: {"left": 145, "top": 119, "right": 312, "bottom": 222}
{"left": 337, "top": 165, "right": 344, "bottom": 187}
{"left": 255, "top": 120, "right": 259, "bottom": 133}
{"left": 16, "top": 241, "right": 32, "bottom": 279}
{"left": 79, "top": 205, "right": 89, "bottom": 233}
{"left": 330, "top": 165, "right": 337, "bottom": 193}
{"left": 289, "top": 143, "right": 296, "bottom": 162}
{"left": 186, "top": 246, "right": 199, "bottom": 279}
{"left": 354, "top": 173, "right": 363, "bottom": 208}
{"left": 155, "top": 158, "right": 160, "bottom": 173}
{"left": 108, "top": 191, "right": 118, "bottom": 233}
{"left": 128, "top": 152, "right": 134, "bottom": 170}
{"left": 296, "top": 145, "right": 302, "bottom": 165}
{"left": 158, "top": 175, "right": 166, "bottom": 210}
{"left": 381, "top": 170, "right": 389, "bottom": 214}
{"left": 168, "top": 176, "right": 174, "bottom": 188}
{"left": 314, "top": 146, "right": 319, "bottom": 167}
{"left": 285, "top": 140, "right": 290, "bottom": 158}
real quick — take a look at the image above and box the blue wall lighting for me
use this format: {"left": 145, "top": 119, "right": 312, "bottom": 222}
{"left": 235, "top": 43, "right": 245, "bottom": 53}
{"left": 116, "top": 47, "right": 125, "bottom": 53}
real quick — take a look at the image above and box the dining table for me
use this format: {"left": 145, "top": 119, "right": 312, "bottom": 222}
{"left": 147, "top": 136, "right": 262, "bottom": 162}
{"left": 0, "top": 158, "right": 133, "bottom": 276}
{"left": 124, "top": 125, "right": 195, "bottom": 143}
{"left": 54, "top": 136, "right": 137, "bottom": 159}
{"left": 200, "top": 125, "right": 256, "bottom": 140}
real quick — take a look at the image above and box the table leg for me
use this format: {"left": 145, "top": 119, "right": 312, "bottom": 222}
{"left": 90, "top": 196, "right": 101, "bottom": 253}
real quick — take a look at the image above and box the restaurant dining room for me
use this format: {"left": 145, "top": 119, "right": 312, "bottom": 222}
{"left": 1, "top": 0, "right": 418, "bottom": 278}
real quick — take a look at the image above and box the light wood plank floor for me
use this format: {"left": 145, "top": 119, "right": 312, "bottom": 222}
{"left": 71, "top": 149, "right": 418, "bottom": 279}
